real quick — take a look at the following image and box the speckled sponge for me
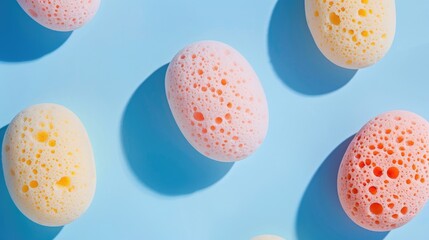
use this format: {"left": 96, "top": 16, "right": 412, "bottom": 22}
{"left": 17, "top": 0, "right": 100, "bottom": 31}
{"left": 338, "top": 110, "right": 429, "bottom": 231}
{"left": 166, "top": 41, "right": 269, "bottom": 162}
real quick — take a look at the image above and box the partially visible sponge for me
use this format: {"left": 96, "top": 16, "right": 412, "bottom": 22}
{"left": 251, "top": 235, "right": 285, "bottom": 240}
{"left": 305, "top": 0, "right": 396, "bottom": 69}
{"left": 338, "top": 110, "right": 429, "bottom": 231}
{"left": 17, "top": 0, "right": 100, "bottom": 31}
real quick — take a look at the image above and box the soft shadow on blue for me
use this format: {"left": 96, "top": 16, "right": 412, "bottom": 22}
{"left": 0, "top": 0, "right": 71, "bottom": 62}
{"left": 268, "top": 0, "right": 357, "bottom": 95}
{"left": 121, "top": 65, "right": 234, "bottom": 196}
{"left": 296, "top": 135, "right": 389, "bottom": 240}
{"left": 0, "top": 126, "right": 63, "bottom": 240}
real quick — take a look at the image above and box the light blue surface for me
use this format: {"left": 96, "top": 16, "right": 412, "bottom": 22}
{"left": 1, "top": 0, "right": 429, "bottom": 239}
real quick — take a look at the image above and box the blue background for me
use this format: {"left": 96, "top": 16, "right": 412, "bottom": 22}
{"left": 1, "top": 0, "right": 428, "bottom": 239}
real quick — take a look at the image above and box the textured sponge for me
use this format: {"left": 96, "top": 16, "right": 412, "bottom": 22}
{"left": 305, "top": 0, "right": 396, "bottom": 69}
{"left": 166, "top": 41, "right": 269, "bottom": 162}
{"left": 338, "top": 111, "right": 429, "bottom": 231}
{"left": 2, "top": 104, "right": 96, "bottom": 226}
{"left": 17, "top": 0, "right": 100, "bottom": 31}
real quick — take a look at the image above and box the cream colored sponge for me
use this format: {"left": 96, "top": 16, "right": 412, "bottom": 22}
{"left": 2, "top": 104, "right": 96, "bottom": 226}
{"left": 305, "top": 0, "right": 396, "bottom": 69}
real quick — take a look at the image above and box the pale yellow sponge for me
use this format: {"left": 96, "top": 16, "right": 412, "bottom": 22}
{"left": 2, "top": 104, "right": 96, "bottom": 226}
{"left": 305, "top": 0, "right": 396, "bottom": 69}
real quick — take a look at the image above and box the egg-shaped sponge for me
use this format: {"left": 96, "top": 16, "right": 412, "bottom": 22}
{"left": 2, "top": 104, "right": 96, "bottom": 226}
{"left": 338, "top": 110, "right": 429, "bottom": 231}
{"left": 166, "top": 41, "right": 269, "bottom": 162}
{"left": 305, "top": 0, "right": 396, "bottom": 69}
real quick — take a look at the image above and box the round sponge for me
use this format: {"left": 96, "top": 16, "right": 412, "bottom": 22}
{"left": 166, "top": 41, "right": 269, "bottom": 162}
{"left": 338, "top": 110, "right": 429, "bottom": 231}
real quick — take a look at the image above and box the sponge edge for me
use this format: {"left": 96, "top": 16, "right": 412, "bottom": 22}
{"left": 17, "top": 0, "right": 101, "bottom": 31}
{"left": 305, "top": 0, "right": 396, "bottom": 69}
{"left": 338, "top": 110, "right": 429, "bottom": 231}
{"left": 166, "top": 41, "right": 269, "bottom": 162}
{"left": 2, "top": 103, "right": 96, "bottom": 226}
{"left": 251, "top": 235, "right": 285, "bottom": 240}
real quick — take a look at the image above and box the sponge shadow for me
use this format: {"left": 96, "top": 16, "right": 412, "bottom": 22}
{"left": 295, "top": 136, "right": 389, "bottom": 240}
{"left": 0, "top": 0, "right": 71, "bottom": 62}
{"left": 268, "top": 0, "right": 357, "bottom": 95}
{"left": 121, "top": 65, "right": 234, "bottom": 196}
{"left": 0, "top": 126, "right": 63, "bottom": 240}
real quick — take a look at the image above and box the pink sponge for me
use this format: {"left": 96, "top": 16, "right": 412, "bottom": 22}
{"left": 165, "top": 41, "right": 269, "bottom": 162}
{"left": 338, "top": 110, "right": 429, "bottom": 231}
{"left": 17, "top": 0, "right": 100, "bottom": 31}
